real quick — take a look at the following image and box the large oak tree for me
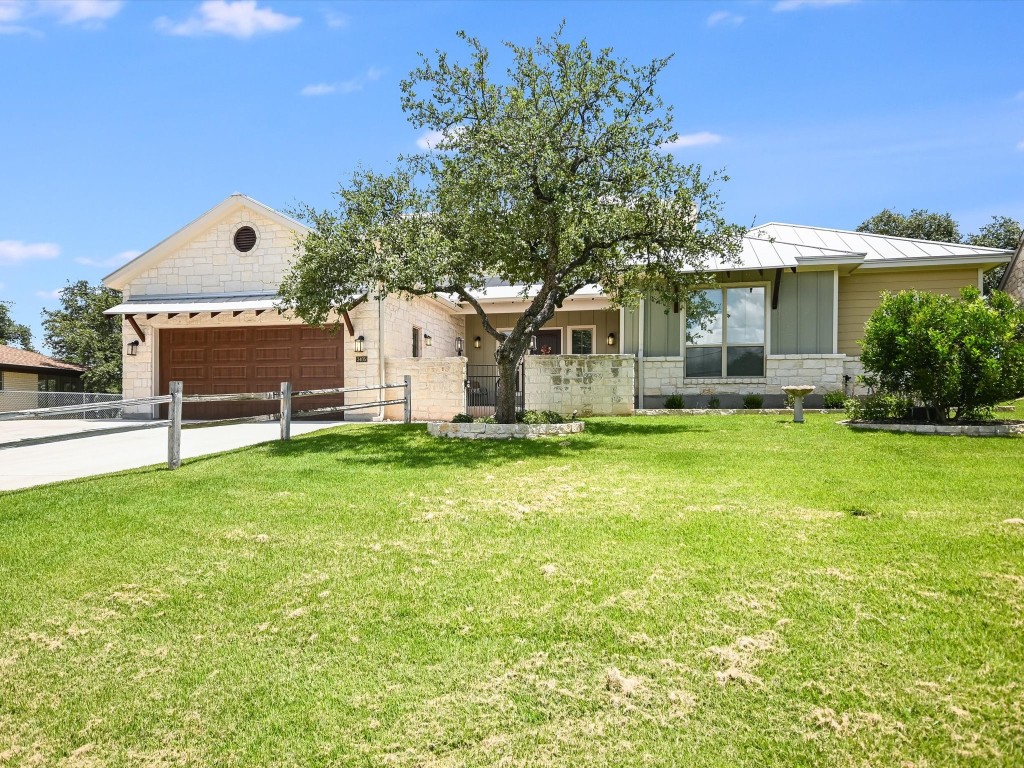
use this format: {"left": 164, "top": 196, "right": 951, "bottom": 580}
{"left": 280, "top": 27, "right": 742, "bottom": 422}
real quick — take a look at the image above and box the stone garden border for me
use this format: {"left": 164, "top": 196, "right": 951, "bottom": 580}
{"left": 842, "top": 420, "right": 1024, "bottom": 437}
{"left": 636, "top": 408, "right": 843, "bottom": 416}
{"left": 428, "top": 421, "right": 585, "bottom": 439}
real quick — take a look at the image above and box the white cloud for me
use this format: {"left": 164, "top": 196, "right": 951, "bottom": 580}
{"left": 774, "top": 0, "right": 858, "bottom": 10}
{"left": 35, "top": 288, "right": 62, "bottom": 299}
{"left": 42, "top": 1, "right": 123, "bottom": 25}
{"left": 156, "top": 0, "right": 300, "bottom": 38}
{"left": 325, "top": 10, "right": 347, "bottom": 28}
{"left": 707, "top": 10, "right": 744, "bottom": 26}
{"left": 301, "top": 66, "right": 383, "bottom": 96}
{"left": 0, "top": 240, "right": 60, "bottom": 265}
{"left": 74, "top": 249, "right": 140, "bottom": 268}
{"left": 660, "top": 132, "right": 725, "bottom": 150}
{"left": 416, "top": 126, "right": 465, "bottom": 150}
{"left": 0, "top": 0, "right": 121, "bottom": 32}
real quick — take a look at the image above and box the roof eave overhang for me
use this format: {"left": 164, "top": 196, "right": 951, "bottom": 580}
{"left": 857, "top": 254, "right": 1012, "bottom": 270}
{"left": 0, "top": 363, "right": 84, "bottom": 375}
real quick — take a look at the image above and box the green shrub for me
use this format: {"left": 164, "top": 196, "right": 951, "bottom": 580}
{"left": 822, "top": 390, "right": 848, "bottom": 409}
{"left": 663, "top": 394, "right": 684, "bottom": 409}
{"left": 861, "top": 287, "right": 1024, "bottom": 421}
{"left": 707, "top": 396, "right": 720, "bottom": 409}
{"left": 451, "top": 413, "right": 474, "bottom": 423}
{"left": 844, "top": 393, "right": 913, "bottom": 422}
{"left": 517, "top": 410, "right": 564, "bottom": 424}
{"left": 475, "top": 416, "right": 496, "bottom": 424}
{"left": 742, "top": 394, "right": 764, "bottom": 409}
{"left": 783, "top": 391, "right": 796, "bottom": 409}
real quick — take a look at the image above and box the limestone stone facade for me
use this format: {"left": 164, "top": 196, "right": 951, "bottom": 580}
{"left": 1000, "top": 241, "right": 1024, "bottom": 303}
{"left": 639, "top": 354, "right": 848, "bottom": 408}
{"left": 383, "top": 357, "right": 467, "bottom": 422}
{"left": 125, "top": 206, "right": 299, "bottom": 299}
{"left": 523, "top": 354, "right": 634, "bottom": 416}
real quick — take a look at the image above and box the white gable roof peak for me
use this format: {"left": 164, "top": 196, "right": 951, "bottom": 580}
{"left": 103, "top": 193, "right": 308, "bottom": 290}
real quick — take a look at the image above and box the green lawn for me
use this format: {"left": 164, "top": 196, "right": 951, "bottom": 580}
{"left": 1, "top": 414, "right": 1022, "bottom": 767}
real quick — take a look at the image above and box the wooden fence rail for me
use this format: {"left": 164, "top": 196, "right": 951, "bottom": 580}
{"left": 0, "top": 377, "right": 413, "bottom": 472}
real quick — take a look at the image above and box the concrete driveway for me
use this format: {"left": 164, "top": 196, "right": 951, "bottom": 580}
{"left": 0, "top": 420, "right": 344, "bottom": 492}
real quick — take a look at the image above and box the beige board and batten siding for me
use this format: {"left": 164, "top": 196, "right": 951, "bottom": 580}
{"left": 464, "top": 309, "right": 620, "bottom": 365}
{"left": 770, "top": 271, "right": 834, "bottom": 355}
{"left": 837, "top": 267, "right": 980, "bottom": 356}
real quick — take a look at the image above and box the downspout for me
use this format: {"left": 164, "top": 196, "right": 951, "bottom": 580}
{"left": 377, "top": 294, "right": 385, "bottom": 421}
{"left": 637, "top": 299, "right": 645, "bottom": 409}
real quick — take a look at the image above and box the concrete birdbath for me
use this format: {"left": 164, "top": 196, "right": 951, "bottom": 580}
{"left": 781, "top": 385, "right": 815, "bottom": 423}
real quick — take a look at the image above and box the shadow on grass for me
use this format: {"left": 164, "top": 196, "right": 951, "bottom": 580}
{"left": 583, "top": 419, "right": 715, "bottom": 437}
{"left": 259, "top": 422, "right": 600, "bottom": 470}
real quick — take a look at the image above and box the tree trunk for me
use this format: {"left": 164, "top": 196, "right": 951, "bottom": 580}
{"left": 495, "top": 355, "right": 521, "bottom": 424}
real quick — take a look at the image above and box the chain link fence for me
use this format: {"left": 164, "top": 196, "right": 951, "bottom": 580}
{"left": 0, "top": 390, "right": 123, "bottom": 419}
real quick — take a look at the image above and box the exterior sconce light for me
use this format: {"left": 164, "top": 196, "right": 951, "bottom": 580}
{"left": 607, "top": 332, "right": 616, "bottom": 346}
{"left": 455, "top": 336, "right": 464, "bottom": 356}
{"left": 424, "top": 333, "right": 432, "bottom": 347}
{"left": 354, "top": 335, "right": 365, "bottom": 353}
{"left": 127, "top": 339, "right": 140, "bottom": 356}
{"left": 474, "top": 336, "right": 481, "bottom": 348}
{"left": 530, "top": 335, "right": 537, "bottom": 352}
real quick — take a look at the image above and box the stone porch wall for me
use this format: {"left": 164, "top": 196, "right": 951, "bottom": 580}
{"left": 524, "top": 354, "right": 634, "bottom": 416}
{"left": 640, "top": 354, "right": 849, "bottom": 408}
{"left": 383, "top": 357, "right": 467, "bottom": 422}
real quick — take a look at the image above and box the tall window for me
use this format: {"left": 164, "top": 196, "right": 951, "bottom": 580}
{"left": 412, "top": 327, "right": 422, "bottom": 358}
{"left": 685, "top": 286, "right": 765, "bottom": 377}
{"left": 568, "top": 326, "right": 595, "bottom": 354}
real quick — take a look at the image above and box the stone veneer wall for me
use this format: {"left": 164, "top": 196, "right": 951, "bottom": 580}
{"left": 1001, "top": 249, "right": 1024, "bottom": 303}
{"left": 524, "top": 354, "right": 634, "bottom": 416}
{"left": 383, "top": 357, "right": 467, "bottom": 422}
{"left": 640, "top": 354, "right": 848, "bottom": 407}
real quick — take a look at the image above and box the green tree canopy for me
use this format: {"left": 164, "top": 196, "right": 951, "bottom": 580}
{"left": 967, "top": 216, "right": 1023, "bottom": 293}
{"left": 0, "top": 301, "right": 33, "bottom": 350}
{"left": 856, "top": 208, "right": 962, "bottom": 243}
{"left": 280, "top": 27, "right": 742, "bottom": 422}
{"left": 41, "top": 281, "right": 123, "bottom": 393}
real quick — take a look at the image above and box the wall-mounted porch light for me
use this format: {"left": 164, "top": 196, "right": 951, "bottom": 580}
{"left": 530, "top": 335, "right": 537, "bottom": 352}
{"left": 455, "top": 336, "right": 464, "bottom": 356}
{"left": 354, "top": 335, "right": 365, "bottom": 353}
{"left": 127, "top": 339, "right": 140, "bottom": 356}
{"left": 607, "top": 332, "right": 616, "bottom": 347}
{"left": 474, "top": 336, "right": 481, "bottom": 348}
{"left": 424, "top": 333, "right": 432, "bottom": 347}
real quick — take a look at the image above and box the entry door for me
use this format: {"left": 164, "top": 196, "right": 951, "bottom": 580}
{"left": 533, "top": 329, "right": 562, "bottom": 355}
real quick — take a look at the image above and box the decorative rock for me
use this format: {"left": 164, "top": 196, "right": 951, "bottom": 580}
{"left": 427, "top": 421, "right": 585, "bottom": 439}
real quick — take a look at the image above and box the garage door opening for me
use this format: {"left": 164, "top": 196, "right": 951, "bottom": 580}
{"left": 159, "top": 325, "right": 345, "bottom": 420}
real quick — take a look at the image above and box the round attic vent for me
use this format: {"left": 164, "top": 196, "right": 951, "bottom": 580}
{"left": 233, "top": 225, "right": 258, "bottom": 253}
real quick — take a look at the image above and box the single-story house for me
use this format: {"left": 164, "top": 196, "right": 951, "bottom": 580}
{"left": 0, "top": 345, "right": 86, "bottom": 412}
{"left": 0, "top": 345, "right": 85, "bottom": 392}
{"left": 997, "top": 231, "right": 1024, "bottom": 302}
{"left": 103, "top": 194, "right": 1012, "bottom": 419}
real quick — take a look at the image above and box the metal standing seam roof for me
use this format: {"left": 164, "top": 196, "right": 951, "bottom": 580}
{"left": 103, "top": 293, "right": 283, "bottom": 315}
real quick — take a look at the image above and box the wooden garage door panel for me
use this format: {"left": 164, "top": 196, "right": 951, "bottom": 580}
{"left": 159, "top": 325, "right": 345, "bottom": 419}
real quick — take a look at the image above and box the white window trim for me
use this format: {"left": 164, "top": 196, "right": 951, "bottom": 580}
{"left": 683, "top": 281, "right": 770, "bottom": 378}
{"left": 566, "top": 325, "right": 597, "bottom": 355}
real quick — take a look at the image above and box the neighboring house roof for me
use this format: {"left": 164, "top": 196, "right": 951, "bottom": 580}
{"left": 103, "top": 193, "right": 309, "bottom": 291}
{"left": 0, "top": 345, "right": 85, "bottom": 375}
{"left": 997, "top": 230, "right": 1024, "bottom": 291}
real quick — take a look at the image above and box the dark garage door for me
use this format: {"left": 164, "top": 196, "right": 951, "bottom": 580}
{"left": 159, "top": 325, "right": 345, "bottom": 420}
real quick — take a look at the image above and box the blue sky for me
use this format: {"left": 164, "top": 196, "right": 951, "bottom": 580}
{"left": 1, "top": 0, "right": 1022, "bottom": 350}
